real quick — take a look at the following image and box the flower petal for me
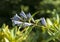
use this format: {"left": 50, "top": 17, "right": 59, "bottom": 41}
{"left": 12, "top": 20, "right": 33, "bottom": 27}
{"left": 23, "top": 22, "right": 33, "bottom": 27}
{"left": 20, "top": 11, "right": 27, "bottom": 19}
{"left": 11, "top": 14, "right": 22, "bottom": 21}
{"left": 40, "top": 17, "right": 46, "bottom": 26}
{"left": 12, "top": 20, "right": 23, "bottom": 26}
{"left": 27, "top": 13, "right": 31, "bottom": 19}
{"left": 27, "top": 13, "right": 35, "bottom": 22}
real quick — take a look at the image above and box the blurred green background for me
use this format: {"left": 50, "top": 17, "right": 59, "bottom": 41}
{"left": 0, "top": 0, "right": 60, "bottom": 27}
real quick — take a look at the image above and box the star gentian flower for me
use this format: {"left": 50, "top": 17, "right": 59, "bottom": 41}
{"left": 11, "top": 11, "right": 47, "bottom": 27}
{"left": 12, "top": 20, "right": 33, "bottom": 27}
{"left": 27, "top": 13, "right": 35, "bottom": 22}
{"left": 11, "top": 14, "right": 22, "bottom": 21}
{"left": 12, "top": 20, "right": 23, "bottom": 26}
{"left": 11, "top": 11, "right": 35, "bottom": 27}
{"left": 40, "top": 17, "right": 46, "bottom": 26}
{"left": 11, "top": 11, "right": 34, "bottom": 27}
{"left": 27, "top": 13, "right": 32, "bottom": 19}
{"left": 20, "top": 11, "right": 27, "bottom": 19}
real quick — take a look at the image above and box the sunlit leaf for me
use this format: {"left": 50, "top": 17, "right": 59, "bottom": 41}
{"left": 56, "top": 14, "right": 59, "bottom": 24}
{"left": 46, "top": 18, "right": 53, "bottom": 26}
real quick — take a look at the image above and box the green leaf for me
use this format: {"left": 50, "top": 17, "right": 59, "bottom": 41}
{"left": 46, "top": 18, "right": 53, "bottom": 26}
{"left": 56, "top": 14, "right": 59, "bottom": 24}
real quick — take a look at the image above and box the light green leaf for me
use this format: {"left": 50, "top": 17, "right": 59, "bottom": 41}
{"left": 46, "top": 18, "right": 53, "bottom": 26}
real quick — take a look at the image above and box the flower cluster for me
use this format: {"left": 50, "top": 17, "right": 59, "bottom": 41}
{"left": 11, "top": 11, "right": 35, "bottom": 27}
{"left": 11, "top": 11, "right": 47, "bottom": 27}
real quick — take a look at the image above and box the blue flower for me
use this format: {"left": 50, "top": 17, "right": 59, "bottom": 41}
{"left": 11, "top": 11, "right": 34, "bottom": 27}
{"left": 26, "top": 13, "right": 31, "bottom": 19}
{"left": 11, "top": 14, "right": 22, "bottom": 21}
{"left": 27, "top": 13, "right": 35, "bottom": 22}
{"left": 40, "top": 17, "right": 46, "bottom": 26}
{"left": 12, "top": 20, "right": 33, "bottom": 27}
{"left": 20, "top": 11, "right": 27, "bottom": 19}
{"left": 12, "top": 20, "right": 23, "bottom": 26}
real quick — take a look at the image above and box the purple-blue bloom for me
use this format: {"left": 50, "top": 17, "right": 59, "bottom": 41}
{"left": 20, "top": 11, "right": 27, "bottom": 19}
{"left": 27, "top": 13, "right": 35, "bottom": 22}
{"left": 11, "top": 11, "right": 35, "bottom": 27}
{"left": 40, "top": 17, "right": 46, "bottom": 26}
{"left": 26, "top": 13, "right": 31, "bottom": 19}
{"left": 12, "top": 20, "right": 33, "bottom": 27}
{"left": 12, "top": 20, "right": 23, "bottom": 26}
{"left": 11, "top": 14, "right": 22, "bottom": 21}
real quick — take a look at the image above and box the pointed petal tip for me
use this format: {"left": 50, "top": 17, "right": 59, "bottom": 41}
{"left": 40, "top": 17, "right": 46, "bottom": 26}
{"left": 20, "top": 11, "right": 27, "bottom": 19}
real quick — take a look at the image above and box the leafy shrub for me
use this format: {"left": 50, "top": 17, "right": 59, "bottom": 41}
{"left": 0, "top": 11, "right": 60, "bottom": 42}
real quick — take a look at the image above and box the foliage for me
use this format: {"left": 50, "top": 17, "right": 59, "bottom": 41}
{"left": 0, "top": 0, "right": 60, "bottom": 42}
{"left": 0, "top": 12, "right": 60, "bottom": 42}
